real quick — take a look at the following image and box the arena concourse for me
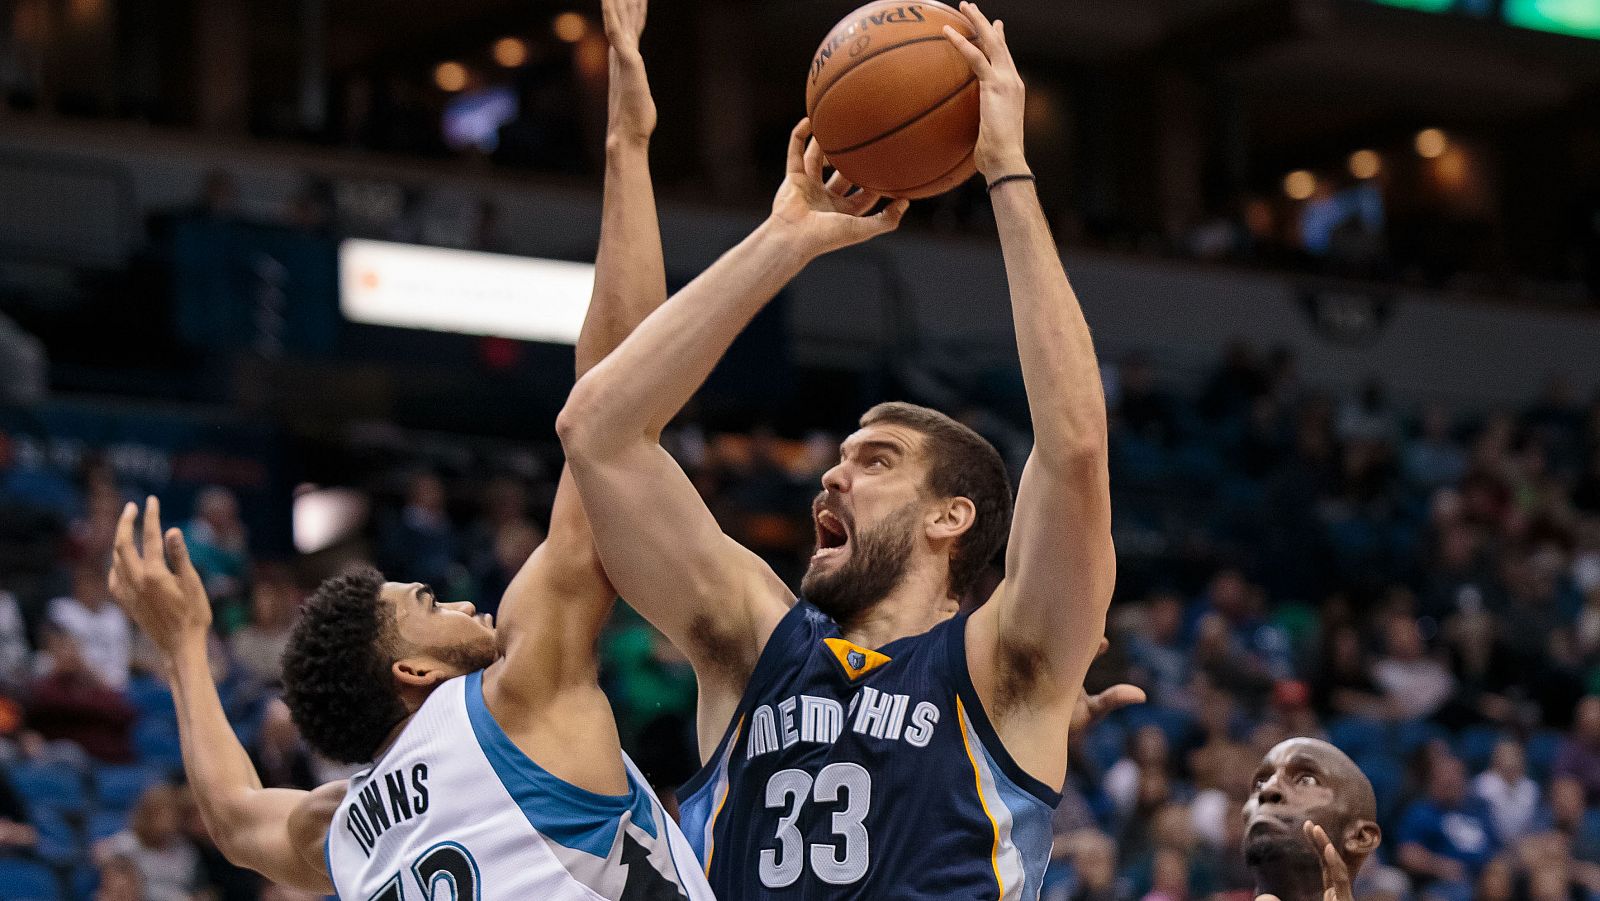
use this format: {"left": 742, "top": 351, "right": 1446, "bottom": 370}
{"left": 1, "top": 1, "right": 1599, "bottom": 899}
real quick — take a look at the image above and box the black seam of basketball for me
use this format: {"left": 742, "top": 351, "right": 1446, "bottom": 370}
{"left": 899, "top": 151, "right": 975, "bottom": 196}
{"left": 810, "top": 34, "right": 964, "bottom": 114}
{"left": 821, "top": 74, "right": 978, "bottom": 157}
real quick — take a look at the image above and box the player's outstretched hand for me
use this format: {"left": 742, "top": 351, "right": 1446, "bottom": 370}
{"left": 1307, "top": 821, "right": 1357, "bottom": 901}
{"left": 942, "top": 1, "right": 1029, "bottom": 181}
{"left": 769, "top": 119, "right": 909, "bottom": 257}
{"left": 1070, "top": 637, "right": 1147, "bottom": 734}
{"left": 108, "top": 496, "right": 212, "bottom": 659}
{"left": 602, "top": 0, "right": 656, "bottom": 141}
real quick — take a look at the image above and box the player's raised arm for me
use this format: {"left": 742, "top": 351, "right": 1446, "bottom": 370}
{"left": 108, "top": 499, "right": 339, "bottom": 893}
{"left": 557, "top": 122, "right": 908, "bottom": 700}
{"left": 946, "top": 2, "right": 1116, "bottom": 761}
{"left": 489, "top": 0, "right": 667, "bottom": 701}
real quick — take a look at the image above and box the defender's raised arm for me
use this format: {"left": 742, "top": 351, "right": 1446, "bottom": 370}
{"left": 108, "top": 499, "right": 339, "bottom": 893}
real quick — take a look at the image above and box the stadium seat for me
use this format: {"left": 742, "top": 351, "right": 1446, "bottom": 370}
{"left": 92, "top": 764, "right": 158, "bottom": 814}
{"left": 86, "top": 809, "right": 128, "bottom": 843}
{"left": 29, "top": 808, "right": 80, "bottom": 865}
{"left": 0, "top": 855, "right": 62, "bottom": 901}
{"left": 1455, "top": 725, "right": 1503, "bottom": 773}
{"left": 1355, "top": 754, "right": 1405, "bottom": 825}
{"left": 1082, "top": 719, "right": 1127, "bottom": 773}
{"left": 133, "top": 719, "right": 183, "bottom": 770}
{"left": 125, "top": 674, "right": 176, "bottom": 723}
{"left": 1327, "top": 716, "right": 1387, "bottom": 760}
{"left": 1395, "top": 719, "right": 1448, "bottom": 756}
{"left": 7, "top": 763, "right": 86, "bottom": 816}
{"left": 71, "top": 865, "right": 98, "bottom": 901}
{"left": 1527, "top": 729, "right": 1564, "bottom": 781}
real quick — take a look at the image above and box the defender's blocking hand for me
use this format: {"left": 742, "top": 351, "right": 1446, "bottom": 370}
{"left": 943, "top": 1, "right": 1030, "bottom": 181}
{"left": 603, "top": 0, "right": 656, "bottom": 140}
{"left": 108, "top": 496, "right": 212, "bottom": 658}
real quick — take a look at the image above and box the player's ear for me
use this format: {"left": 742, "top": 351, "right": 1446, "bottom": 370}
{"left": 928, "top": 496, "right": 976, "bottom": 542}
{"left": 1344, "top": 819, "right": 1381, "bottom": 857}
{"left": 392, "top": 657, "right": 448, "bottom": 689}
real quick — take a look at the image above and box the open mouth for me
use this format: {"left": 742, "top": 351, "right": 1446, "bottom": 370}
{"left": 813, "top": 508, "right": 851, "bottom": 560}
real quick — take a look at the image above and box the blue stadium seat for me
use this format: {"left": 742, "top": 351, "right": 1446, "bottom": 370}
{"left": 86, "top": 809, "right": 128, "bottom": 843}
{"left": 7, "top": 763, "right": 86, "bottom": 816}
{"left": 125, "top": 674, "right": 176, "bottom": 723}
{"left": 29, "top": 808, "right": 79, "bottom": 865}
{"left": 1527, "top": 729, "right": 1564, "bottom": 781}
{"left": 71, "top": 865, "right": 98, "bottom": 901}
{"left": 1327, "top": 716, "right": 1387, "bottom": 760}
{"left": 0, "top": 855, "right": 62, "bottom": 901}
{"left": 1455, "top": 725, "right": 1504, "bottom": 773}
{"left": 1356, "top": 754, "right": 1406, "bottom": 824}
{"left": 92, "top": 764, "right": 158, "bottom": 814}
{"left": 1122, "top": 704, "right": 1196, "bottom": 750}
{"left": 1082, "top": 719, "right": 1127, "bottom": 773}
{"left": 133, "top": 719, "right": 183, "bottom": 770}
{"left": 1395, "top": 719, "right": 1448, "bottom": 756}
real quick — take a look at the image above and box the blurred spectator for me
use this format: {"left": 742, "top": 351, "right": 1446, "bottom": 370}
{"left": 1338, "top": 378, "right": 1400, "bottom": 445}
{"left": 1553, "top": 696, "right": 1600, "bottom": 801}
{"left": 1115, "top": 353, "right": 1181, "bottom": 448}
{"left": 46, "top": 562, "right": 132, "bottom": 689}
{"left": 1396, "top": 754, "right": 1497, "bottom": 898}
{"left": 26, "top": 629, "right": 136, "bottom": 762}
{"left": 185, "top": 486, "right": 252, "bottom": 630}
{"left": 1407, "top": 405, "right": 1469, "bottom": 490}
{"left": 94, "top": 784, "right": 203, "bottom": 901}
{"left": 1048, "top": 829, "right": 1122, "bottom": 901}
{"left": 249, "top": 698, "right": 316, "bottom": 791}
{"left": 1473, "top": 738, "right": 1541, "bottom": 844}
{"left": 1537, "top": 775, "right": 1600, "bottom": 866}
{"left": 0, "top": 762, "right": 37, "bottom": 851}
{"left": 378, "top": 471, "right": 458, "bottom": 590}
{"left": 1106, "top": 725, "right": 1174, "bottom": 819}
{"left": 228, "top": 565, "right": 299, "bottom": 686}
{"left": 1127, "top": 592, "right": 1189, "bottom": 705}
{"left": 1311, "top": 623, "right": 1385, "bottom": 720}
{"left": 0, "top": 311, "right": 47, "bottom": 405}
{"left": 0, "top": 588, "right": 30, "bottom": 691}
{"left": 95, "top": 855, "right": 146, "bottom": 901}
{"left": 1372, "top": 615, "right": 1455, "bottom": 722}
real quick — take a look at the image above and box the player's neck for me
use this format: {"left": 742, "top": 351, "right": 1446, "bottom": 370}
{"left": 1251, "top": 860, "right": 1325, "bottom": 901}
{"left": 840, "top": 565, "right": 958, "bottom": 650}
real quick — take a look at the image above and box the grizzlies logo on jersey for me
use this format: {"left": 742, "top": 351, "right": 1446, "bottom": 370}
{"left": 678, "top": 601, "right": 1059, "bottom": 899}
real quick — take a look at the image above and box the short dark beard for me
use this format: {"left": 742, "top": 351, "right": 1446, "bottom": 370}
{"left": 801, "top": 502, "right": 919, "bottom": 627}
{"left": 436, "top": 637, "right": 498, "bottom": 674}
{"left": 1245, "top": 829, "right": 1329, "bottom": 901}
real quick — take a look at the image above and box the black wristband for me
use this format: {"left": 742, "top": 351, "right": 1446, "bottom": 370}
{"left": 986, "top": 173, "right": 1037, "bottom": 193}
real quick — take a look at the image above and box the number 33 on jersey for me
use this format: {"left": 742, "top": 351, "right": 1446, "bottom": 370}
{"left": 677, "top": 602, "right": 1059, "bottom": 899}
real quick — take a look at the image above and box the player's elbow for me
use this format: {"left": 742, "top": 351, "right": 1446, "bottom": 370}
{"left": 556, "top": 380, "right": 609, "bottom": 459}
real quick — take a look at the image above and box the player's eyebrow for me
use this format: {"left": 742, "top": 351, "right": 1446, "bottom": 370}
{"left": 842, "top": 438, "right": 906, "bottom": 459}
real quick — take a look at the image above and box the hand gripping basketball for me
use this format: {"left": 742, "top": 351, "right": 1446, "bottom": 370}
{"left": 943, "top": 2, "right": 1031, "bottom": 181}
{"left": 768, "top": 118, "right": 911, "bottom": 258}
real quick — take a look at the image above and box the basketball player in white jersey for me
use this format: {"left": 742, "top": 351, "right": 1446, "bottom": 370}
{"left": 105, "top": 2, "right": 712, "bottom": 898}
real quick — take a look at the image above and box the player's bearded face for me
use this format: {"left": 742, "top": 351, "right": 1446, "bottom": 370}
{"left": 802, "top": 492, "right": 920, "bottom": 623}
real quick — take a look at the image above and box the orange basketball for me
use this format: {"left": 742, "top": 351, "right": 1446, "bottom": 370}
{"left": 806, "top": 1, "right": 980, "bottom": 200}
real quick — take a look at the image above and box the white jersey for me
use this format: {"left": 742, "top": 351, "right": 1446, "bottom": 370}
{"left": 326, "top": 671, "right": 714, "bottom": 901}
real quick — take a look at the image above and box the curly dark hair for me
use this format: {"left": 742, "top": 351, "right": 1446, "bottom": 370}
{"left": 281, "top": 566, "right": 408, "bottom": 764}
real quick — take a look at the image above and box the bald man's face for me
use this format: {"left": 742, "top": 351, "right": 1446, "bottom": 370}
{"left": 1242, "top": 739, "right": 1378, "bottom": 870}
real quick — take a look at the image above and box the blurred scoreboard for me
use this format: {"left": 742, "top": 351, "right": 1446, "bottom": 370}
{"left": 1367, "top": 0, "right": 1600, "bottom": 38}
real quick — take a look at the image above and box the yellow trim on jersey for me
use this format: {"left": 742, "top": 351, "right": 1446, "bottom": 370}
{"left": 704, "top": 716, "right": 743, "bottom": 877}
{"left": 823, "top": 637, "right": 893, "bottom": 679}
{"left": 957, "top": 698, "right": 1004, "bottom": 897}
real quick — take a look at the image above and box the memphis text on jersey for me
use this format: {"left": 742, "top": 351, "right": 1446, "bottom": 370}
{"left": 744, "top": 686, "right": 939, "bottom": 759}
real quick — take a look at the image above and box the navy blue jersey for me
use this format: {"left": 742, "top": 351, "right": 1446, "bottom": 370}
{"left": 678, "top": 601, "right": 1060, "bottom": 899}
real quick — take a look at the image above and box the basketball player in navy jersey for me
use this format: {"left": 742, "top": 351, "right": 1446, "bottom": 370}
{"left": 104, "top": 3, "right": 713, "bottom": 898}
{"left": 558, "top": 3, "right": 1140, "bottom": 896}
